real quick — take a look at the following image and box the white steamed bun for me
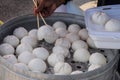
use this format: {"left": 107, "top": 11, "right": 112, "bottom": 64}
{"left": 18, "top": 51, "right": 35, "bottom": 64}
{"left": 53, "top": 46, "right": 69, "bottom": 57}
{"left": 87, "top": 37, "right": 96, "bottom": 48}
{"left": 44, "top": 31, "right": 58, "bottom": 43}
{"left": 92, "top": 11, "right": 110, "bottom": 25}
{"left": 37, "top": 25, "right": 58, "bottom": 43}
{"left": 65, "top": 33, "right": 80, "bottom": 43}
{"left": 16, "top": 43, "right": 33, "bottom": 55}
{"left": 89, "top": 52, "right": 107, "bottom": 66}
{"left": 13, "top": 27, "right": 28, "bottom": 39}
{"left": 28, "top": 29, "right": 38, "bottom": 40}
{"left": 21, "top": 36, "right": 38, "bottom": 48}
{"left": 105, "top": 19, "right": 120, "bottom": 32}
{"left": 37, "top": 25, "right": 54, "bottom": 40}
{"left": 55, "top": 38, "right": 71, "bottom": 49}
{"left": 33, "top": 47, "right": 49, "bottom": 60}
{"left": 73, "top": 48, "right": 90, "bottom": 62}
{"left": 72, "top": 40, "right": 88, "bottom": 51}
{"left": 53, "top": 21, "right": 67, "bottom": 30}
{"left": 28, "top": 58, "right": 47, "bottom": 73}
{"left": 54, "top": 62, "right": 72, "bottom": 75}
{"left": 3, "top": 35, "right": 19, "bottom": 47}
{"left": 3, "top": 54, "right": 17, "bottom": 64}
{"left": 88, "top": 64, "right": 101, "bottom": 71}
{"left": 68, "top": 24, "right": 81, "bottom": 33}
{"left": 78, "top": 29, "right": 89, "bottom": 40}
{"left": 0, "top": 43, "right": 15, "bottom": 56}
{"left": 47, "top": 53, "right": 64, "bottom": 67}
{"left": 71, "top": 70, "right": 83, "bottom": 75}
{"left": 55, "top": 28, "right": 68, "bottom": 37}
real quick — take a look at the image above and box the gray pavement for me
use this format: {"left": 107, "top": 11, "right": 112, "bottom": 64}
{"left": 0, "top": 0, "right": 33, "bottom": 22}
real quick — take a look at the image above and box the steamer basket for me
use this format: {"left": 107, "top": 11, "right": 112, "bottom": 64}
{"left": 113, "top": 72, "right": 120, "bottom": 80}
{"left": 0, "top": 13, "right": 119, "bottom": 80}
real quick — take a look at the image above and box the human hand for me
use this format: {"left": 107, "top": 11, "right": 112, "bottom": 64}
{"left": 34, "top": 0, "right": 65, "bottom": 17}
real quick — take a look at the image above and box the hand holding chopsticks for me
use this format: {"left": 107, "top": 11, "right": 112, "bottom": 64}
{"left": 33, "top": 0, "right": 47, "bottom": 28}
{"left": 33, "top": 0, "right": 65, "bottom": 27}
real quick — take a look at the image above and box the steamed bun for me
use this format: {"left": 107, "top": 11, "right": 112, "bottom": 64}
{"left": 3, "top": 35, "right": 19, "bottom": 47}
{"left": 72, "top": 40, "right": 88, "bottom": 51}
{"left": 65, "top": 33, "right": 80, "bottom": 43}
{"left": 71, "top": 70, "right": 83, "bottom": 75}
{"left": 68, "top": 24, "right": 81, "bottom": 33}
{"left": 55, "top": 38, "right": 71, "bottom": 49}
{"left": 92, "top": 11, "right": 110, "bottom": 25}
{"left": 18, "top": 51, "right": 35, "bottom": 64}
{"left": 28, "top": 58, "right": 47, "bottom": 73}
{"left": 73, "top": 48, "right": 90, "bottom": 62}
{"left": 53, "top": 46, "right": 69, "bottom": 57}
{"left": 3, "top": 54, "right": 17, "bottom": 64}
{"left": 53, "top": 21, "right": 67, "bottom": 30}
{"left": 78, "top": 29, "right": 89, "bottom": 40}
{"left": 21, "top": 36, "right": 38, "bottom": 48}
{"left": 87, "top": 37, "right": 96, "bottom": 48}
{"left": 37, "top": 25, "right": 58, "bottom": 43}
{"left": 88, "top": 64, "right": 101, "bottom": 71}
{"left": 33, "top": 47, "right": 49, "bottom": 60}
{"left": 47, "top": 53, "right": 64, "bottom": 67}
{"left": 44, "top": 31, "right": 58, "bottom": 43}
{"left": 16, "top": 43, "right": 33, "bottom": 55}
{"left": 55, "top": 28, "right": 68, "bottom": 37}
{"left": 0, "top": 43, "right": 15, "bottom": 56}
{"left": 13, "top": 27, "right": 28, "bottom": 39}
{"left": 89, "top": 52, "right": 107, "bottom": 66}
{"left": 28, "top": 29, "right": 38, "bottom": 40}
{"left": 37, "top": 25, "right": 54, "bottom": 40}
{"left": 54, "top": 62, "right": 72, "bottom": 75}
{"left": 105, "top": 19, "right": 120, "bottom": 32}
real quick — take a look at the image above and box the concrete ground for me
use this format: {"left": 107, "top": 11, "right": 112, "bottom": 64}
{"left": 0, "top": 0, "right": 97, "bottom": 22}
{"left": 0, "top": 0, "right": 33, "bottom": 22}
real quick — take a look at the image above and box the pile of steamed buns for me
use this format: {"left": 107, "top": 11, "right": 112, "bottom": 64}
{"left": 0, "top": 21, "right": 107, "bottom": 75}
{"left": 92, "top": 11, "right": 120, "bottom": 32}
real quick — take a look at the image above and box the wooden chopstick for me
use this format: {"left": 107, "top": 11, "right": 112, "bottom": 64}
{"left": 33, "top": 0, "right": 47, "bottom": 26}
{"left": 33, "top": 0, "right": 40, "bottom": 29}
{"left": 39, "top": 13, "right": 47, "bottom": 25}
{"left": 36, "top": 15, "right": 40, "bottom": 28}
